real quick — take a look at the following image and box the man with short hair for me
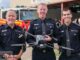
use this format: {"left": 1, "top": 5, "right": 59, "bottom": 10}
{"left": 27, "top": 3, "right": 58, "bottom": 60}
{"left": 58, "top": 8, "right": 80, "bottom": 60}
{"left": 0, "top": 10, "right": 25, "bottom": 60}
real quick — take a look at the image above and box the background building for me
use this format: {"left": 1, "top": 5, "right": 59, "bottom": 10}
{"left": 10, "top": 0, "right": 74, "bottom": 8}
{"left": 0, "top": 0, "right": 80, "bottom": 20}
{"left": 9, "top": 0, "right": 80, "bottom": 20}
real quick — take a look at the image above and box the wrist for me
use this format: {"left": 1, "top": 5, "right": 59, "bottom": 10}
{"left": 14, "top": 55, "right": 20, "bottom": 59}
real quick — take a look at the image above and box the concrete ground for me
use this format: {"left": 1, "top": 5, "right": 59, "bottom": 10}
{"left": 21, "top": 47, "right": 32, "bottom": 60}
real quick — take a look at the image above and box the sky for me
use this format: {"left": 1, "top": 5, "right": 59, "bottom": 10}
{"left": 0, "top": 0, "right": 10, "bottom": 8}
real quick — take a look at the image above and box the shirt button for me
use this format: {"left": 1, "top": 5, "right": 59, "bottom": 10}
{"left": 43, "top": 50, "right": 46, "bottom": 53}
{"left": 67, "top": 40, "right": 70, "bottom": 42}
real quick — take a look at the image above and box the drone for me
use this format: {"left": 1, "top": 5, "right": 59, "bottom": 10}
{"left": 11, "top": 31, "right": 74, "bottom": 51}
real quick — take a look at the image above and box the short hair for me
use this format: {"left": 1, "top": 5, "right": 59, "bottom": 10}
{"left": 61, "top": 7, "right": 72, "bottom": 16}
{"left": 6, "top": 9, "right": 17, "bottom": 16}
{"left": 63, "top": 7, "right": 72, "bottom": 13}
{"left": 37, "top": 3, "right": 48, "bottom": 8}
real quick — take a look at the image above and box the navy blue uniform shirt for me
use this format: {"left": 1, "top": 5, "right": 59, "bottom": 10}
{"left": 0, "top": 24, "right": 25, "bottom": 55}
{"left": 27, "top": 18, "right": 58, "bottom": 52}
{"left": 58, "top": 23, "right": 80, "bottom": 54}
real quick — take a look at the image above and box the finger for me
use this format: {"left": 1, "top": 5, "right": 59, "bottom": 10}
{"left": 3, "top": 54, "right": 9, "bottom": 58}
{"left": 44, "top": 35, "right": 48, "bottom": 38}
{"left": 9, "top": 55, "right": 14, "bottom": 58}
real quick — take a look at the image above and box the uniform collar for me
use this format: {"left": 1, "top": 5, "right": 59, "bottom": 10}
{"left": 63, "top": 23, "right": 73, "bottom": 29}
{"left": 5, "top": 24, "right": 17, "bottom": 29}
{"left": 38, "top": 18, "right": 47, "bottom": 23}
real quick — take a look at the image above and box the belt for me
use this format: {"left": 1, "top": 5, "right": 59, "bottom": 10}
{"left": 33, "top": 48, "right": 53, "bottom": 53}
{"left": 61, "top": 52, "right": 80, "bottom": 57}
